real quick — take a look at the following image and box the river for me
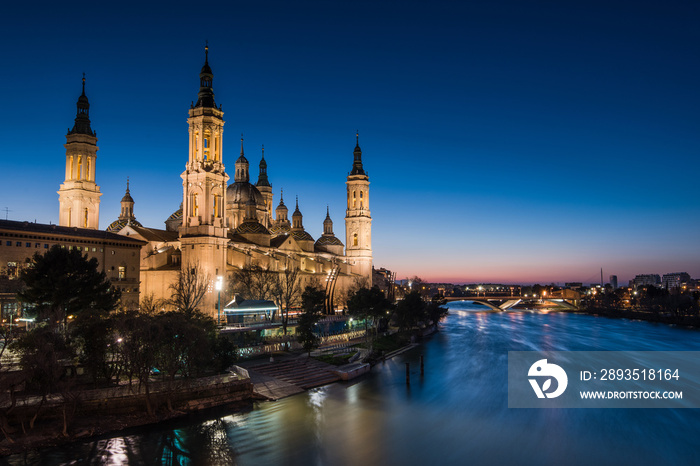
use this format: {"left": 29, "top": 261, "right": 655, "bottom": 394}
{"left": 7, "top": 302, "right": 700, "bottom": 465}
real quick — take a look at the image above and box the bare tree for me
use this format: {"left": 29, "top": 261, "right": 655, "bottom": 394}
{"left": 139, "top": 293, "right": 166, "bottom": 315}
{"left": 168, "top": 263, "right": 210, "bottom": 316}
{"left": 271, "top": 263, "right": 301, "bottom": 335}
{"left": 232, "top": 264, "right": 276, "bottom": 301}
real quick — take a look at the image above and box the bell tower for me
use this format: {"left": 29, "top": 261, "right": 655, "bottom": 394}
{"left": 58, "top": 75, "right": 101, "bottom": 229}
{"left": 179, "top": 45, "right": 229, "bottom": 316}
{"left": 345, "top": 132, "right": 372, "bottom": 284}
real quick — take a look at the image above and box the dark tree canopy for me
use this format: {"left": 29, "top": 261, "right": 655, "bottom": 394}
{"left": 347, "top": 286, "right": 392, "bottom": 325}
{"left": 17, "top": 245, "right": 119, "bottom": 328}
{"left": 297, "top": 286, "right": 325, "bottom": 355}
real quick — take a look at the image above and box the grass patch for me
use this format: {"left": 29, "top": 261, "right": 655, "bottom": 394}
{"left": 362, "top": 332, "right": 412, "bottom": 353}
{"left": 314, "top": 354, "right": 353, "bottom": 366}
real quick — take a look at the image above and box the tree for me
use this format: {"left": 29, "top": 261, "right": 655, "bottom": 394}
{"left": 12, "top": 326, "right": 73, "bottom": 428}
{"left": 168, "top": 263, "right": 209, "bottom": 316}
{"left": 394, "top": 291, "right": 426, "bottom": 331}
{"left": 232, "top": 264, "right": 277, "bottom": 302}
{"left": 271, "top": 264, "right": 301, "bottom": 335}
{"left": 140, "top": 293, "right": 165, "bottom": 315}
{"left": 425, "top": 301, "right": 449, "bottom": 329}
{"left": 17, "top": 245, "right": 119, "bottom": 332}
{"left": 297, "top": 286, "right": 325, "bottom": 356}
{"left": 347, "top": 286, "right": 392, "bottom": 341}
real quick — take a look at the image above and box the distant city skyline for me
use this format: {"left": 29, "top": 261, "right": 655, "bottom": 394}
{"left": 2, "top": 1, "right": 698, "bottom": 285}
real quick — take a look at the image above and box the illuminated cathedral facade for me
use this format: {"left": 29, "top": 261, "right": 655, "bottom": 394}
{"left": 59, "top": 47, "right": 372, "bottom": 316}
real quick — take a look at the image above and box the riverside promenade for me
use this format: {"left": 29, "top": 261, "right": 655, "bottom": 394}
{"left": 234, "top": 332, "right": 372, "bottom": 400}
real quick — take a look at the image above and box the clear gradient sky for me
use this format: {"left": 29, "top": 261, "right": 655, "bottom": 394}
{"left": 1, "top": 1, "right": 698, "bottom": 285}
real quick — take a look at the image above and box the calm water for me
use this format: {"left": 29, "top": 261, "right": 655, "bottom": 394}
{"left": 7, "top": 303, "right": 700, "bottom": 466}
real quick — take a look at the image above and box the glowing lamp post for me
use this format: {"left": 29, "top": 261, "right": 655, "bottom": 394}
{"left": 215, "top": 276, "right": 223, "bottom": 326}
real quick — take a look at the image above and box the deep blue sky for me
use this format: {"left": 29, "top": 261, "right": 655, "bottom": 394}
{"left": 2, "top": 1, "right": 698, "bottom": 285}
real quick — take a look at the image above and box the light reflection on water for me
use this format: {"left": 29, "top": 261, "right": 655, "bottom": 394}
{"left": 9, "top": 305, "right": 700, "bottom": 466}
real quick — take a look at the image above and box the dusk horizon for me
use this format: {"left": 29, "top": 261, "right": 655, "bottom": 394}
{"left": 2, "top": 1, "right": 698, "bottom": 285}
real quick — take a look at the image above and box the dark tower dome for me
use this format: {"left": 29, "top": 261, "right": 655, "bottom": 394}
{"left": 194, "top": 44, "right": 216, "bottom": 108}
{"left": 69, "top": 74, "right": 94, "bottom": 136}
{"left": 350, "top": 131, "right": 366, "bottom": 176}
{"left": 256, "top": 145, "right": 271, "bottom": 187}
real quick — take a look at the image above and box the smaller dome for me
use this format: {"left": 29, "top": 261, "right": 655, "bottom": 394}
{"left": 121, "top": 191, "right": 134, "bottom": 203}
{"left": 292, "top": 230, "right": 314, "bottom": 242}
{"left": 106, "top": 218, "right": 143, "bottom": 233}
{"left": 269, "top": 223, "right": 291, "bottom": 235}
{"left": 236, "top": 221, "right": 271, "bottom": 235}
{"left": 315, "top": 235, "right": 343, "bottom": 247}
{"left": 167, "top": 208, "right": 183, "bottom": 221}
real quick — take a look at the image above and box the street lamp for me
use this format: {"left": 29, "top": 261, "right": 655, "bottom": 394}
{"left": 215, "top": 276, "right": 223, "bottom": 326}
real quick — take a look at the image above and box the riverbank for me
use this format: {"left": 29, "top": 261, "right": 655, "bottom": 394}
{"left": 576, "top": 307, "right": 700, "bottom": 328}
{"left": 1, "top": 329, "right": 436, "bottom": 457}
{"left": 0, "top": 374, "right": 253, "bottom": 456}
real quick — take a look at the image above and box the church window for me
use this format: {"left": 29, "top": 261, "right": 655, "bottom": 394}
{"left": 360, "top": 191, "right": 364, "bottom": 209}
{"left": 353, "top": 233, "right": 358, "bottom": 246}
{"left": 77, "top": 156, "right": 82, "bottom": 181}
{"left": 69, "top": 156, "right": 74, "bottom": 180}
{"left": 194, "top": 132, "right": 199, "bottom": 160}
{"left": 353, "top": 191, "right": 356, "bottom": 208}
{"left": 213, "top": 194, "right": 220, "bottom": 217}
{"left": 204, "top": 135, "right": 210, "bottom": 160}
{"left": 84, "top": 208, "right": 89, "bottom": 227}
{"left": 86, "top": 157, "right": 91, "bottom": 181}
{"left": 192, "top": 193, "right": 199, "bottom": 216}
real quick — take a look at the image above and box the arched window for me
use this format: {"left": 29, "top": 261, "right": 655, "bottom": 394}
{"left": 192, "top": 193, "right": 199, "bottom": 217}
{"left": 353, "top": 191, "right": 356, "bottom": 208}
{"left": 86, "top": 157, "right": 91, "bottom": 181}
{"left": 213, "top": 194, "right": 220, "bottom": 218}
{"left": 360, "top": 191, "right": 364, "bottom": 209}
{"left": 77, "top": 156, "right": 82, "bottom": 181}
{"left": 353, "top": 233, "right": 358, "bottom": 247}
{"left": 84, "top": 208, "right": 89, "bottom": 227}
{"left": 69, "top": 156, "right": 74, "bottom": 180}
{"left": 204, "top": 134, "right": 210, "bottom": 160}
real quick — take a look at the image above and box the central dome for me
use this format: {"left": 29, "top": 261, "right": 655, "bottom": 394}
{"left": 226, "top": 181, "right": 265, "bottom": 208}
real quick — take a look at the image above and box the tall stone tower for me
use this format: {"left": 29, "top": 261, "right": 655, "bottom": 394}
{"left": 180, "top": 45, "right": 229, "bottom": 313}
{"left": 58, "top": 76, "right": 101, "bottom": 229}
{"left": 345, "top": 133, "right": 372, "bottom": 284}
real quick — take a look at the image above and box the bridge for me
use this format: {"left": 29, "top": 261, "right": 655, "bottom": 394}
{"left": 443, "top": 296, "right": 578, "bottom": 311}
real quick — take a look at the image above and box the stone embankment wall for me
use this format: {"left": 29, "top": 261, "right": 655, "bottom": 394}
{"left": 4, "top": 374, "right": 253, "bottom": 423}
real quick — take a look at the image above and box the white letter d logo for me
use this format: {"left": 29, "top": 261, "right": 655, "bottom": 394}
{"left": 528, "top": 359, "right": 568, "bottom": 399}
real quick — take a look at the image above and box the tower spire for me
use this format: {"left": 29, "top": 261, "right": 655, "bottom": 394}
{"left": 195, "top": 43, "right": 215, "bottom": 108}
{"left": 69, "top": 74, "right": 93, "bottom": 135}
{"left": 256, "top": 144, "right": 271, "bottom": 187}
{"left": 351, "top": 130, "right": 365, "bottom": 176}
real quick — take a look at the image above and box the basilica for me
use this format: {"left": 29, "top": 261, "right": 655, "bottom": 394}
{"left": 57, "top": 46, "right": 373, "bottom": 317}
